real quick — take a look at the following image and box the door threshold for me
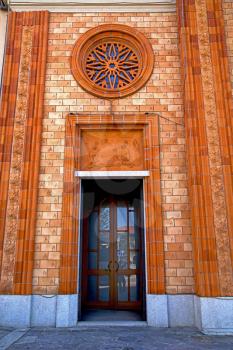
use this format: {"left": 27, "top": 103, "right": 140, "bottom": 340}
{"left": 77, "top": 321, "right": 148, "bottom": 327}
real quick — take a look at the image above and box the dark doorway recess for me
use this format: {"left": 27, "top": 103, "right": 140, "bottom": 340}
{"left": 80, "top": 179, "right": 146, "bottom": 321}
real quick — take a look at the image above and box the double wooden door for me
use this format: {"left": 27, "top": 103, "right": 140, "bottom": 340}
{"left": 82, "top": 192, "right": 143, "bottom": 310}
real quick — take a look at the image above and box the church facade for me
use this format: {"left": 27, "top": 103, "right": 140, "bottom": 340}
{"left": 0, "top": 0, "right": 233, "bottom": 333}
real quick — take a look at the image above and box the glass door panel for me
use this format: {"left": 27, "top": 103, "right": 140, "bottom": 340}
{"left": 117, "top": 232, "right": 128, "bottom": 270}
{"left": 130, "top": 275, "right": 140, "bottom": 302}
{"left": 83, "top": 192, "right": 143, "bottom": 310}
{"left": 115, "top": 199, "right": 142, "bottom": 308}
{"left": 99, "top": 231, "right": 110, "bottom": 270}
{"left": 100, "top": 206, "right": 110, "bottom": 230}
{"left": 118, "top": 275, "right": 129, "bottom": 302}
{"left": 88, "top": 211, "right": 98, "bottom": 250}
{"left": 117, "top": 202, "right": 127, "bottom": 231}
{"left": 99, "top": 275, "right": 110, "bottom": 302}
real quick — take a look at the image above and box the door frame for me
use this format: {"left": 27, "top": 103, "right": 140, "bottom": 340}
{"left": 79, "top": 177, "right": 146, "bottom": 314}
{"left": 59, "top": 114, "right": 165, "bottom": 322}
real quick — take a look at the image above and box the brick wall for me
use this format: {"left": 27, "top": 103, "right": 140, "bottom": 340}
{"left": 223, "top": 0, "right": 233, "bottom": 98}
{"left": 33, "top": 12, "right": 194, "bottom": 294}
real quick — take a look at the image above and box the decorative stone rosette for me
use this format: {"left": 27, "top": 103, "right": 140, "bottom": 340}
{"left": 71, "top": 24, "right": 154, "bottom": 99}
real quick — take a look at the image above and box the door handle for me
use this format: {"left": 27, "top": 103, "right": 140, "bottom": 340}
{"left": 115, "top": 261, "right": 119, "bottom": 272}
{"left": 105, "top": 261, "right": 112, "bottom": 272}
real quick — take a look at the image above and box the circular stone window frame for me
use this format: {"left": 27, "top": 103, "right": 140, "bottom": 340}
{"left": 71, "top": 24, "right": 154, "bottom": 99}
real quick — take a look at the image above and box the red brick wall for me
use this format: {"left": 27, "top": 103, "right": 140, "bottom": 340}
{"left": 33, "top": 12, "right": 194, "bottom": 294}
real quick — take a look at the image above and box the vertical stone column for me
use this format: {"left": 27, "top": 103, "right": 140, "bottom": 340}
{"left": 177, "top": 0, "right": 233, "bottom": 296}
{"left": 0, "top": 11, "right": 49, "bottom": 294}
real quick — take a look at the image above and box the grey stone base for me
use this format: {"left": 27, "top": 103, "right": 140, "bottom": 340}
{"left": 147, "top": 294, "right": 195, "bottom": 328}
{"left": 194, "top": 296, "right": 233, "bottom": 335}
{"left": 0, "top": 295, "right": 78, "bottom": 328}
{"left": 147, "top": 294, "right": 233, "bottom": 334}
{"left": 0, "top": 294, "right": 232, "bottom": 333}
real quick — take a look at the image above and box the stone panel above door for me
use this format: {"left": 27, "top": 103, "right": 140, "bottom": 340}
{"left": 80, "top": 129, "right": 144, "bottom": 171}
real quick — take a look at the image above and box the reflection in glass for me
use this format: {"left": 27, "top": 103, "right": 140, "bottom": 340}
{"left": 99, "top": 246, "right": 109, "bottom": 269}
{"left": 129, "top": 232, "right": 139, "bottom": 250}
{"left": 118, "top": 275, "right": 128, "bottom": 301}
{"left": 129, "top": 211, "right": 135, "bottom": 233}
{"left": 88, "top": 252, "right": 97, "bottom": 269}
{"left": 87, "top": 276, "right": 97, "bottom": 301}
{"left": 117, "top": 232, "right": 128, "bottom": 250}
{"left": 130, "top": 250, "right": 140, "bottom": 269}
{"left": 130, "top": 275, "right": 140, "bottom": 301}
{"left": 99, "top": 275, "right": 110, "bottom": 301}
{"left": 100, "top": 231, "right": 109, "bottom": 245}
{"left": 117, "top": 232, "right": 128, "bottom": 269}
{"left": 117, "top": 204, "right": 127, "bottom": 230}
{"left": 99, "top": 231, "right": 110, "bottom": 269}
{"left": 129, "top": 210, "right": 139, "bottom": 249}
{"left": 88, "top": 211, "right": 98, "bottom": 249}
{"left": 100, "top": 206, "right": 110, "bottom": 230}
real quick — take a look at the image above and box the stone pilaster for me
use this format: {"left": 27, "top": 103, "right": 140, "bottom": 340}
{"left": 177, "top": 0, "right": 233, "bottom": 296}
{"left": 0, "top": 11, "right": 49, "bottom": 294}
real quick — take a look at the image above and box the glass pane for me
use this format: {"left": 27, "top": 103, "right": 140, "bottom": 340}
{"left": 88, "top": 211, "right": 98, "bottom": 250}
{"left": 130, "top": 250, "right": 140, "bottom": 269}
{"left": 129, "top": 232, "right": 139, "bottom": 250}
{"left": 99, "top": 231, "right": 110, "bottom": 269}
{"left": 117, "top": 232, "right": 128, "bottom": 269}
{"left": 100, "top": 231, "right": 110, "bottom": 245}
{"left": 130, "top": 275, "right": 140, "bottom": 301}
{"left": 129, "top": 210, "right": 139, "bottom": 249}
{"left": 117, "top": 232, "right": 127, "bottom": 250}
{"left": 99, "top": 247, "right": 110, "bottom": 269}
{"left": 117, "top": 203, "right": 127, "bottom": 230}
{"left": 118, "top": 275, "right": 128, "bottom": 302}
{"left": 100, "top": 206, "right": 110, "bottom": 230}
{"left": 88, "top": 252, "right": 97, "bottom": 270}
{"left": 99, "top": 275, "right": 110, "bottom": 302}
{"left": 87, "top": 276, "right": 97, "bottom": 301}
{"left": 129, "top": 211, "right": 135, "bottom": 233}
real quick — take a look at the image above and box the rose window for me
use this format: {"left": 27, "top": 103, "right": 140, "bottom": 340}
{"left": 71, "top": 24, "right": 154, "bottom": 99}
{"left": 86, "top": 42, "right": 139, "bottom": 90}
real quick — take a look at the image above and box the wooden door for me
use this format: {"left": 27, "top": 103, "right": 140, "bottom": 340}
{"left": 82, "top": 192, "right": 143, "bottom": 310}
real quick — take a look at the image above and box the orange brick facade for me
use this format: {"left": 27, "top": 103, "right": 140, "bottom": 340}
{"left": 31, "top": 11, "right": 193, "bottom": 295}
{"left": 0, "top": 0, "right": 232, "bottom": 310}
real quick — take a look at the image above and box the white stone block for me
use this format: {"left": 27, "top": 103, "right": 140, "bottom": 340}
{"left": 56, "top": 295, "right": 78, "bottom": 327}
{"left": 196, "top": 297, "right": 233, "bottom": 335}
{"left": 168, "top": 295, "right": 195, "bottom": 327}
{"left": 31, "top": 295, "right": 57, "bottom": 327}
{"left": 0, "top": 295, "right": 31, "bottom": 327}
{"left": 146, "top": 294, "right": 168, "bottom": 327}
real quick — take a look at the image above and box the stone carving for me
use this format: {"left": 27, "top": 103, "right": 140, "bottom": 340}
{"left": 80, "top": 130, "right": 144, "bottom": 171}
{"left": 86, "top": 42, "right": 139, "bottom": 89}
{"left": 0, "top": 27, "right": 33, "bottom": 291}
{"left": 71, "top": 24, "right": 154, "bottom": 99}
{"left": 195, "top": 0, "right": 233, "bottom": 295}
